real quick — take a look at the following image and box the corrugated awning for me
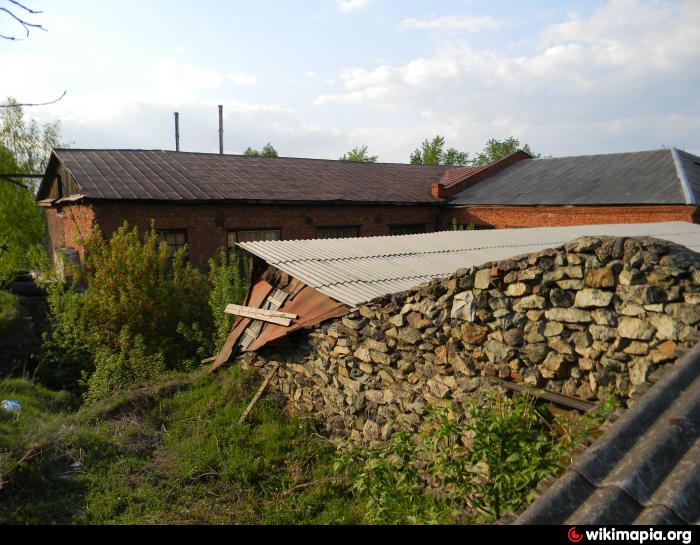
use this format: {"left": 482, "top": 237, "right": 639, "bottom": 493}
{"left": 238, "top": 222, "right": 700, "bottom": 307}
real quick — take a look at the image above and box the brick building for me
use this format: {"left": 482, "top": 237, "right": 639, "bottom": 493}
{"left": 36, "top": 147, "right": 700, "bottom": 267}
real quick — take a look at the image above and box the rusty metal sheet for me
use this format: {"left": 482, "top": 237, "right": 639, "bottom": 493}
{"left": 245, "top": 286, "right": 348, "bottom": 352}
{"left": 209, "top": 279, "right": 273, "bottom": 372}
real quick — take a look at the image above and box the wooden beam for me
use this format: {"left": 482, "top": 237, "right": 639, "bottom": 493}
{"left": 238, "top": 364, "right": 279, "bottom": 425}
{"left": 487, "top": 377, "right": 595, "bottom": 412}
{"left": 224, "top": 304, "right": 297, "bottom": 326}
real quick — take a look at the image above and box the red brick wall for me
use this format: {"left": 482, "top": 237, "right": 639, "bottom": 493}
{"left": 445, "top": 205, "right": 699, "bottom": 229}
{"left": 90, "top": 202, "right": 442, "bottom": 267}
{"left": 43, "top": 204, "right": 96, "bottom": 260}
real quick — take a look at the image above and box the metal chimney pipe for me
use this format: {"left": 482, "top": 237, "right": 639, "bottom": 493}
{"left": 218, "top": 105, "right": 223, "bottom": 155}
{"left": 174, "top": 112, "right": 180, "bottom": 152}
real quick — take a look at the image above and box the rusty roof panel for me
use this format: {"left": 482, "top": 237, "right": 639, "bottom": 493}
{"left": 52, "top": 149, "right": 452, "bottom": 204}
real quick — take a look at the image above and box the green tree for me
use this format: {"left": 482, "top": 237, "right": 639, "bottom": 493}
{"left": 470, "top": 137, "right": 540, "bottom": 166}
{"left": 340, "top": 145, "right": 378, "bottom": 163}
{"left": 410, "top": 135, "right": 469, "bottom": 166}
{"left": 0, "top": 98, "right": 65, "bottom": 286}
{"left": 243, "top": 142, "right": 278, "bottom": 158}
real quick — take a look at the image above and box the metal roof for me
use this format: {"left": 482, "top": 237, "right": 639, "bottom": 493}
{"left": 238, "top": 221, "right": 700, "bottom": 307}
{"left": 40, "top": 149, "right": 462, "bottom": 204}
{"left": 449, "top": 149, "right": 700, "bottom": 206}
{"left": 516, "top": 340, "right": 700, "bottom": 525}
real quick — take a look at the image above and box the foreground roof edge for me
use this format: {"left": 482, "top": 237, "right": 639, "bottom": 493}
{"left": 671, "top": 147, "right": 698, "bottom": 205}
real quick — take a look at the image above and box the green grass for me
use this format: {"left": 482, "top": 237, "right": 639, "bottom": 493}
{"left": 0, "top": 366, "right": 362, "bottom": 524}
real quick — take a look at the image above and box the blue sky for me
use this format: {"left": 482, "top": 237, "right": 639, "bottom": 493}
{"left": 1, "top": 0, "right": 698, "bottom": 162}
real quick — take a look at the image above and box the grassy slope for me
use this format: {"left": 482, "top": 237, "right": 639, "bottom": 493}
{"left": 0, "top": 366, "right": 362, "bottom": 524}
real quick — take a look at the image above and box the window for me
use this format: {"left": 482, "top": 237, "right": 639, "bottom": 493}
{"left": 157, "top": 229, "right": 187, "bottom": 257}
{"left": 389, "top": 224, "right": 426, "bottom": 236}
{"left": 227, "top": 229, "right": 281, "bottom": 250}
{"left": 316, "top": 226, "right": 359, "bottom": 239}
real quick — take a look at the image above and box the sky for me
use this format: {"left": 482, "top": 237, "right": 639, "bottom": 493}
{"left": 1, "top": 0, "right": 698, "bottom": 163}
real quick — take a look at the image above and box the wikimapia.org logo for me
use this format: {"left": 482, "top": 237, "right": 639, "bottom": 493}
{"left": 567, "top": 527, "right": 693, "bottom": 544}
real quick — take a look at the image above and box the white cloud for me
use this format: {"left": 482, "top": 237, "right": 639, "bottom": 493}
{"left": 401, "top": 15, "right": 502, "bottom": 32}
{"left": 227, "top": 72, "right": 258, "bottom": 86}
{"left": 315, "top": 0, "right": 700, "bottom": 158}
{"left": 337, "top": 0, "right": 369, "bottom": 13}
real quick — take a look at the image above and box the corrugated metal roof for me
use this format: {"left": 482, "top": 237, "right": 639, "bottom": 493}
{"left": 238, "top": 221, "right": 700, "bottom": 307}
{"left": 449, "top": 149, "right": 700, "bottom": 206}
{"left": 516, "top": 341, "right": 700, "bottom": 525}
{"left": 43, "top": 149, "right": 460, "bottom": 204}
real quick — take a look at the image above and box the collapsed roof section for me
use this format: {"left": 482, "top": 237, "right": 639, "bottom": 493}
{"left": 212, "top": 221, "right": 700, "bottom": 363}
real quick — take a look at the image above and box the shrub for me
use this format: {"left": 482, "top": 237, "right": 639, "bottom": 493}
{"left": 82, "top": 332, "right": 166, "bottom": 404}
{"left": 208, "top": 248, "right": 251, "bottom": 351}
{"left": 336, "top": 392, "right": 616, "bottom": 524}
{"left": 37, "top": 222, "right": 214, "bottom": 399}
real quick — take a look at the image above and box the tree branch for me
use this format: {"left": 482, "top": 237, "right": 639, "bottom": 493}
{"left": 0, "top": 0, "right": 47, "bottom": 40}
{"left": 0, "top": 91, "right": 67, "bottom": 108}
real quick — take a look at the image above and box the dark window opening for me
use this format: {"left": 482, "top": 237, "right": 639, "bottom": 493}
{"left": 389, "top": 224, "right": 426, "bottom": 236}
{"left": 227, "top": 229, "right": 281, "bottom": 251}
{"left": 316, "top": 226, "right": 360, "bottom": 239}
{"left": 157, "top": 229, "right": 188, "bottom": 258}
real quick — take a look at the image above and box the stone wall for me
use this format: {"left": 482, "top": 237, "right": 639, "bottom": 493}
{"left": 241, "top": 236, "right": 700, "bottom": 444}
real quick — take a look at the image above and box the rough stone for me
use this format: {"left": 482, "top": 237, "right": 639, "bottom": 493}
{"left": 544, "top": 308, "right": 592, "bottom": 323}
{"left": 629, "top": 359, "right": 651, "bottom": 386}
{"left": 584, "top": 267, "right": 616, "bottom": 288}
{"left": 503, "top": 328, "right": 524, "bottom": 346}
{"left": 354, "top": 346, "right": 372, "bottom": 363}
{"left": 397, "top": 327, "right": 422, "bottom": 345}
{"left": 505, "top": 283, "right": 529, "bottom": 297}
{"left": 592, "top": 309, "right": 617, "bottom": 326}
{"left": 589, "top": 324, "right": 617, "bottom": 342}
{"left": 648, "top": 314, "right": 682, "bottom": 341}
{"left": 650, "top": 340, "right": 677, "bottom": 363}
{"left": 450, "top": 291, "right": 477, "bottom": 321}
{"left": 388, "top": 314, "right": 404, "bottom": 327}
{"left": 461, "top": 322, "right": 488, "bottom": 345}
{"left": 548, "top": 338, "right": 573, "bottom": 355}
{"left": 362, "top": 419, "right": 381, "bottom": 441}
{"left": 539, "top": 352, "right": 572, "bottom": 379}
{"left": 550, "top": 288, "right": 575, "bottom": 308}
{"left": 556, "top": 279, "right": 585, "bottom": 290}
{"left": 617, "top": 317, "right": 656, "bottom": 341}
{"left": 474, "top": 268, "right": 491, "bottom": 289}
{"left": 342, "top": 317, "right": 364, "bottom": 330}
{"left": 623, "top": 341, "right": 650, "bottom": 356}
{"left": 665, "top": 303, "right": 700, "bottom": 325}
{"left": 522, "top": 343, "right": 549, "bottom": 364}
{"left": 618, "top": 268, "right": 645, "bottom": 286}
{"left": 514, "top": 295, "right": 546, "bottom": 311}
{"left": 574, "top": 289, "right": 614, "bottom": 308}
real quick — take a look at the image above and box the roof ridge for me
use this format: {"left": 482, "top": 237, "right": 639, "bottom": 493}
{"left": 53, "top": 148, "right": 449, "bottom": 169}
{"left": 670, "top": 147, "right": 697, "bottom": 205}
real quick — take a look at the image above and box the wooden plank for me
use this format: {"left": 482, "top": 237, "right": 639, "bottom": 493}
{"left": 224, "top": 304, "right": 297, "bottom": 326}
{"left": 224, "top": 304, "right": 297, "bottom": 321}
{"left": 238, "top": 364, "right": 279, "bottom": 425}
{"left": 488, "top": 377, "right": 595, "bottom": 412}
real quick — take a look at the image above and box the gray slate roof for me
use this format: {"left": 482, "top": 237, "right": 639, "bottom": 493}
{"left": 516, "top": 341, "right": 700, "bottom": 525}
{"left": 238, "top": 221, "right": 700, "bottom": 307}
{"left": 450, "top": 149, "right": 700, "bottom": 206}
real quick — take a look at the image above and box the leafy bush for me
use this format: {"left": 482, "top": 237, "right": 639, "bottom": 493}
{"left": 82, "top": 332, "right": 166, "bottom": 404}
{"left": 37, "top": 222, "right": 214, "bottom": 400}
{"left": 336, "top": 392, "right": 616, "bottom": 524}
{"left": 208, "top": 248, "right": 251, "bottom": 351}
